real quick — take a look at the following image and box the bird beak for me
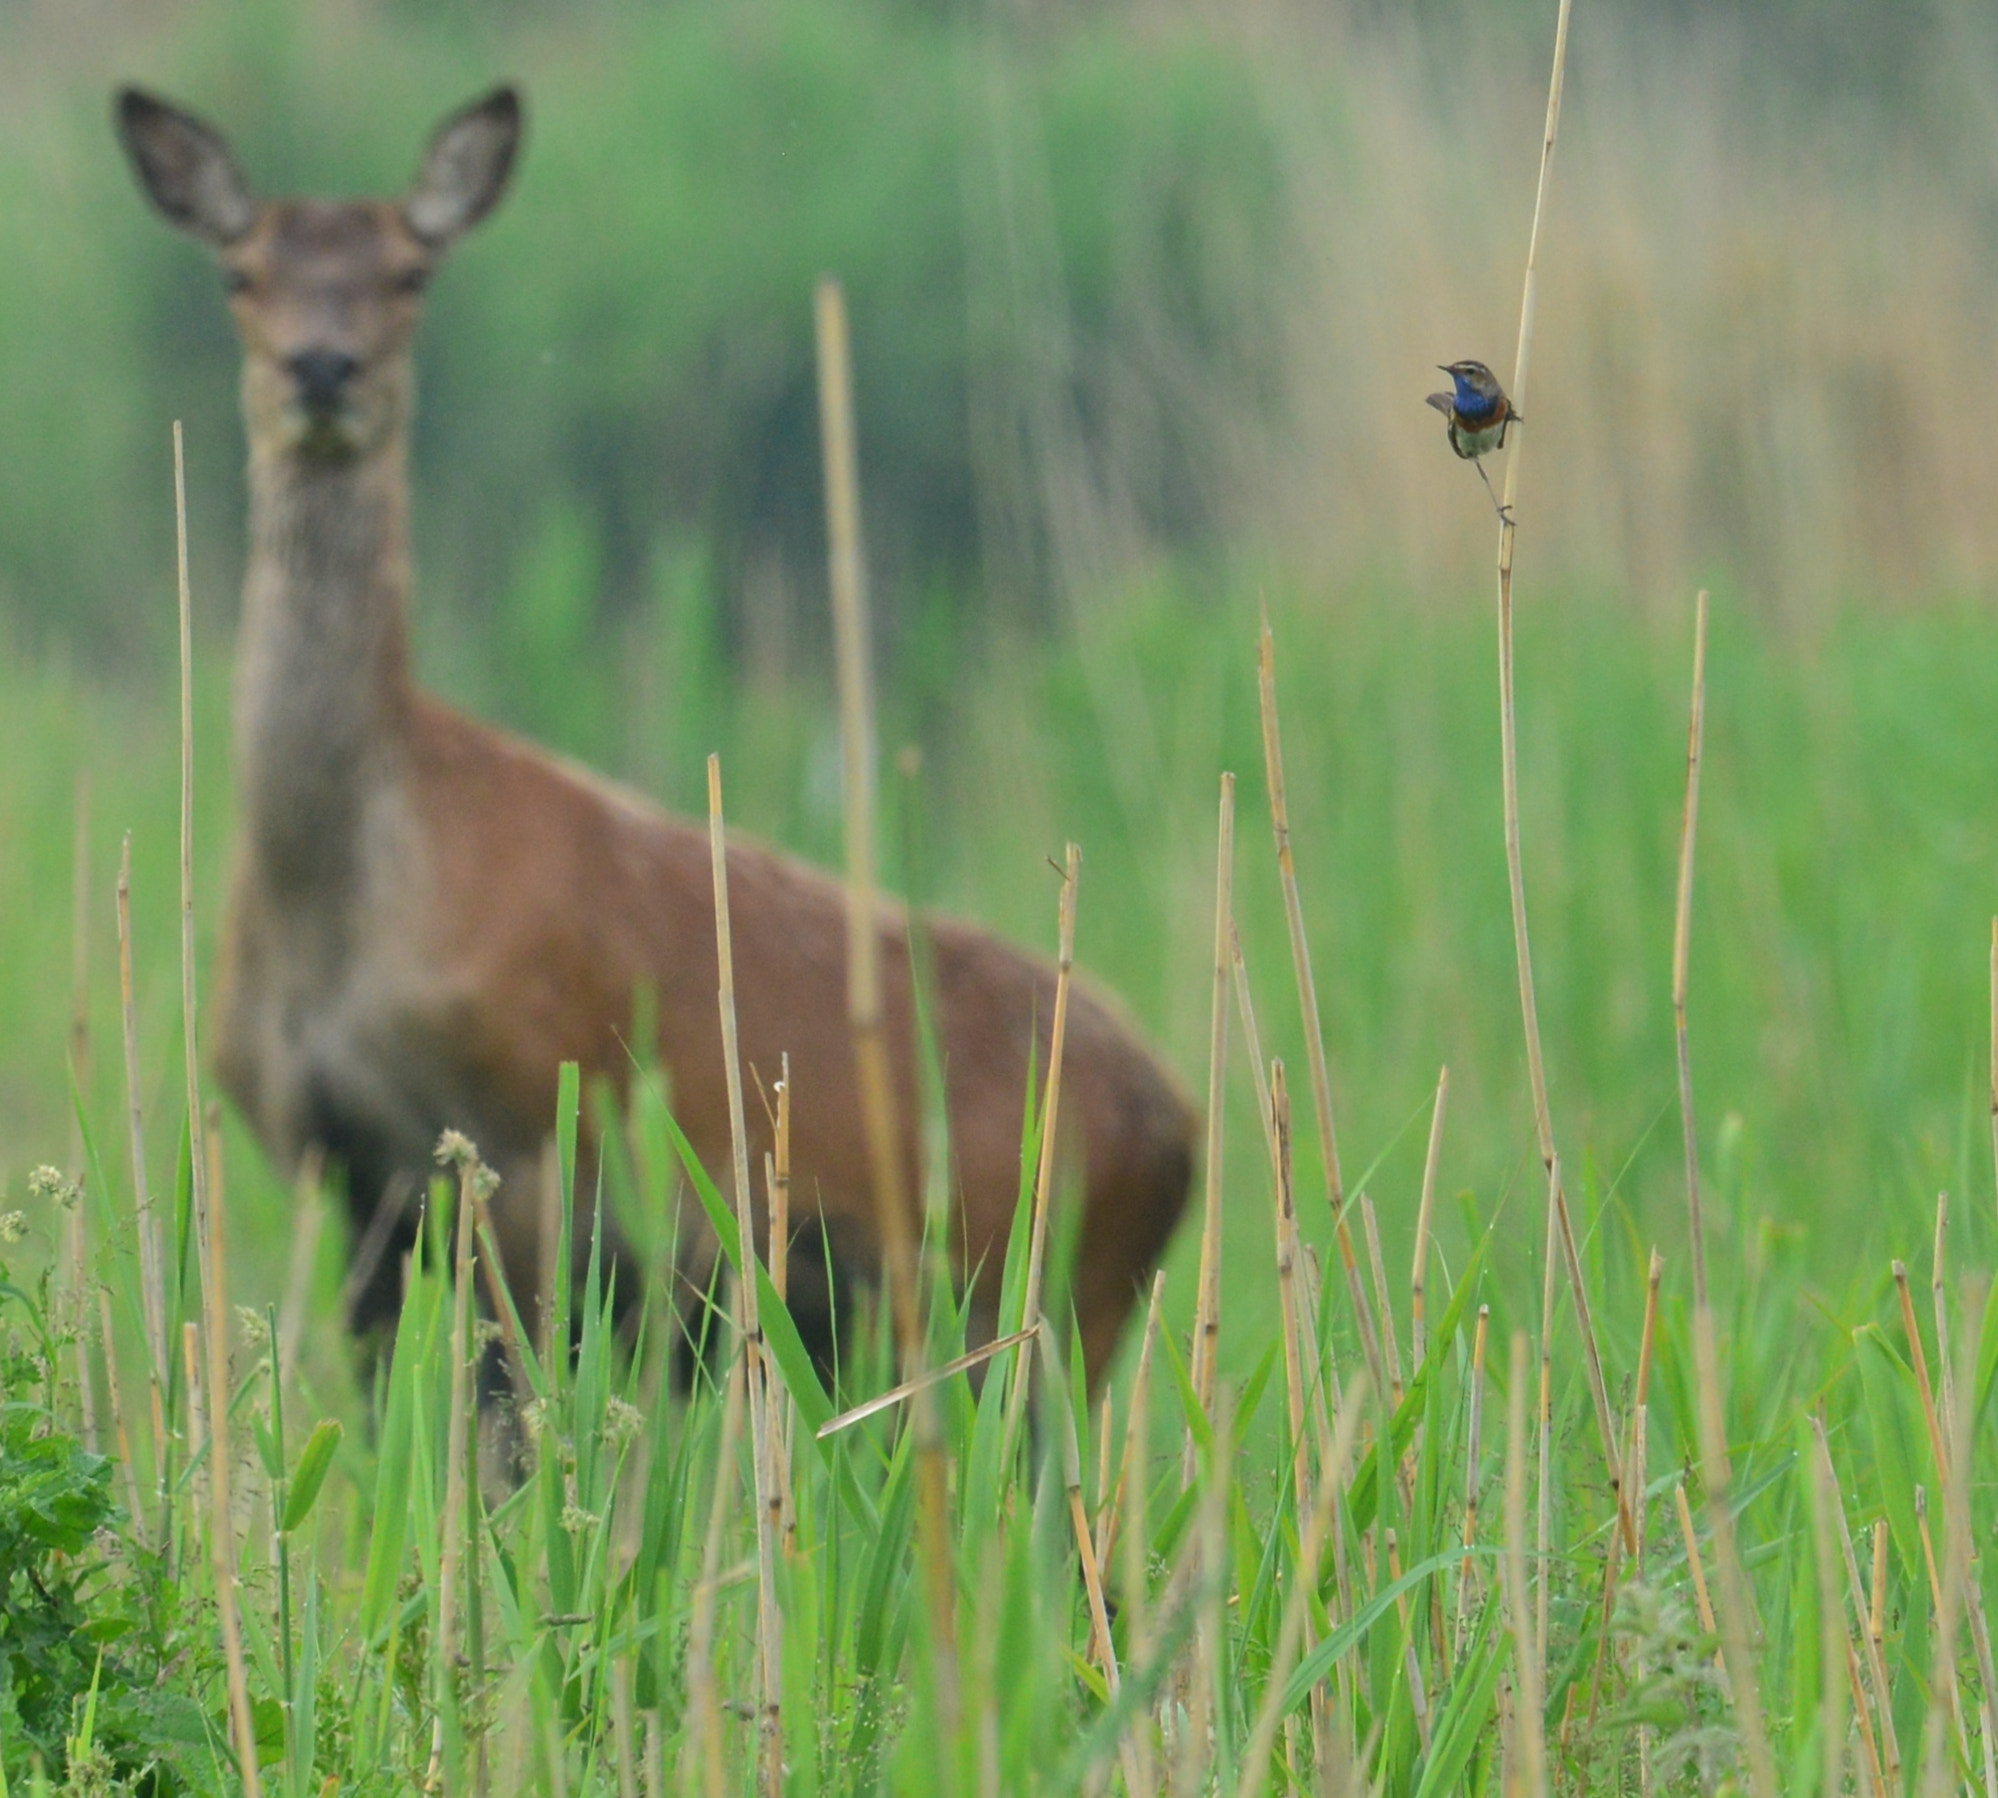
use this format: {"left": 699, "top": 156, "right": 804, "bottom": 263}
{"left": 1436, "top": 365, "right": 1452, "bottom": 374}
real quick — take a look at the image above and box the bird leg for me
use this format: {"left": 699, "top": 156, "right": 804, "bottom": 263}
{"left": 1475, "top": 457, "right": 1515, "bottom": 526}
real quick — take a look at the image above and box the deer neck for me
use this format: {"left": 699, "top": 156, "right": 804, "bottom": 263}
{"left": 235, "top": 434, "right": 415, "bottom": 897}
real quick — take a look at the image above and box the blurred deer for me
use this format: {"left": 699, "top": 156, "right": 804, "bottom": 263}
{"left": 114, "top": 84, "right": 1195, "bottom": 1381}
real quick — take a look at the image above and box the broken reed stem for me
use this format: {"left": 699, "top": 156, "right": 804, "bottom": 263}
{"left": 425, "top": 1137, "right": 484, "bottom": 1793}
{"left": 1410, "top": 1066, "right": 1449, "bottom": 1369}
{"left": 1692, "top": 1302, "right": 1777, "bottom": 1798}
{"left": 1003, "top": 841, "right": 1079, "bottom": 1468}
{"left": 173, "top": 421, "right": 262, "bottom": 1798}
{"left": 1503, "top": 1333, "right": 1549, "bottom": 1798}
{"left": 1187, "top": 770, "right": 1234, "bottom": 1468}
{"left": 1675, "top": 592, "right": 1711, "bottom": 1310}
{"left": 705, "top": 755, "right": 784, "bottom": 1797}
{"left": 1894, "top": 1260, "right": 1949, "bottom": 1488}
{"left": 116, "top": 832, "right": 167, "bottom": 1476}
{"left": 1257, "top": 620, "right": 1385, "bottom": 1398}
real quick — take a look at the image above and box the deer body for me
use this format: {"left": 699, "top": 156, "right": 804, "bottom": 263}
{"left": 117, "top": 86, "right": 1195, "bottom": 1380}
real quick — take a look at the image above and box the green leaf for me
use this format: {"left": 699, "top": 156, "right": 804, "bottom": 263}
{"left": 281, "top": 1419, "right": 343, "bottom": 1534}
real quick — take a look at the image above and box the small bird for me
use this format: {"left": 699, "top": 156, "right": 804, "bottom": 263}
{"left": 1426, "top": 359, "right": 1521, "bottom": 523}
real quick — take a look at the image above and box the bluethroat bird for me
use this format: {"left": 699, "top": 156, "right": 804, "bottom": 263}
{"left": 1427, "top": 359, "right": 1521, "bottom": 523}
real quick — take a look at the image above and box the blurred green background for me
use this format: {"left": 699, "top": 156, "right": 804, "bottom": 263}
{"left": 3, "top": 0, "right": 1998, "bottom": 1366}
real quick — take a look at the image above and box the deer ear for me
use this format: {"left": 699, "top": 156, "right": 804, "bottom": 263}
{"left": 115, "top": 88, "right": 255, "bottom": 247}
{"left": 404, "top": 86, "right": 522, "bottom": 248}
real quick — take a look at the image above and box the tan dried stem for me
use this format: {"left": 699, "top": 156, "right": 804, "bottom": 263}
{"left": 172, "top": 422, "right": 261, "bottom": 1798}
{"left": 1257, "top": 620, "right": 1385, "bottom": 1397}
{"left": 1187, "top": 771, "right": 1235, "bottom": 1475}
{"left": 116, "top": 832, "right": 167, "bottom": 1477}
{"left": 1503, "top": 1332, "right": 1549, "bottom": 1798}
{"left": 1410, "top": 1067, "right": 1449, "bottom": 1370}
{"left": 705, "top": 755, "right": 784, "bottom": 1795}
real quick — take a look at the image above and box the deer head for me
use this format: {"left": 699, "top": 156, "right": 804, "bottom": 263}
{"left": 116, "top": 85, "right": 522, "bottom": 466}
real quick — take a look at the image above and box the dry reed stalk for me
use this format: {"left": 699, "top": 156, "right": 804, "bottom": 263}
{"left": 1917, "top": 1281, "right": 1983, "bottom": 1798}
{"left": 816, "top": 281, "right": 957, "bottom": 1724}
{"left": 1932, "top": 1196, "right": 1956, "bottom": 1469}
{"left": 97, "top": 1287, "right": 144, "bottom": 1537}
{"left": 1964, "top": 1571, "right": 1998, "bottom": 1798}
{"left": 1042, "top": 1321, "right": 1122, "bottom": 1699}
{"left": 1675, "top": 593, "right": 1711, "bottom": 1311}
{"left": 815, "top": 1328, "right": 1035, "bottom": 1440}
{"left": 1453, "top": 1304, "right": 1490, "bottom": 1662}
{"left": 1812, "top": 1413, "right": 1904, "bottom": 1787}
{"left": 1002, "top": 841, "right": 1079, "bottom": 1467}
{"left": 771, "top": 1056, "right": 795, "bottom": 1536}
{"left": 1256, "top": 621, "right": 1385, "bottom": 1398}
{"left": 1101, "top": 1269, "right": 1166, "bottom": 1580}
{"left": 1482, "top": 0, "right": 1623, "bottom": 1514}
{"left": 1360, "top": 1195, "right": 1403, "bottom": 1410}
{"left": 1232, "top": 1372, "right": 1368, "bottom": 1798}
{"left": 172, "top": 422, "right": 262, "bottom": 1798}
{"left": 1691, "top": 1307, "right": 1778, "bottom": 1798}
{"left": 705, "top": 756, "right": 784, "bottom": 1795}
{"left": 683, "top": 1351, "right": 746, "bottom": 1798}
{"left": 1808, "top": 1426, "right": 1852, "bottom": 1798}
{"left": 1534, "top": 1161, "right": 1557, "bottom": 1676}
{"left": 426, "top": 1136, "right": 486, "bottom": 1793}
{"left": 1914, "top": 1489, "right": 1971, "bottom": 1774}
{"left": 1587, "top": 1248, "right": 1664, "bottom": 1721}
{"left": 1409, "top": 1067, "right": 1448, "bottom": 1370}
{"left": 1895, "top": 1261, "right": 1950, "bottom": 1486}
{"left": 1172, "top": 1384, "right": 1231, "bottom": 1798}
{"left": 66, "top": 776, "right": 95, "bottom": 1447}
{"left": 1503, "top": 1332, "right": 1549, "bottom": 1798}
{"left": 611, "top": 1659, "right": 639, "bottom": 1798}
{"left": 1385, "top": 1528, "right": 1434, "bottom": 1756}
{"left": 1186, "top": 771, "right": 1235, "bottom": 1481}
{"left": 1115, "top": 1286, "right": 1159, "bottom": 1798}
{"left": 642, "top": 1711, "right": 664, "bottom": 1798}
{"left": 115, "top": 833, "right": 167, "bottom": 1476}
{"left": 275, "top": 1148, "right": 325, "bottom": 1389}
{"left": 1869, "top": 1521, "right": 1889, "bottom": 1682}
{"left": 1270, "top": 1061, "right": 1311, "bottom": 1523}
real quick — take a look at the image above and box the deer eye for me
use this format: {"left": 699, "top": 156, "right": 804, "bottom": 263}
{"left": 223, "top": 268, "right": 253, "bottom": 296}
{"left": 394, "top": 266, "right": 430, "bottom": 296}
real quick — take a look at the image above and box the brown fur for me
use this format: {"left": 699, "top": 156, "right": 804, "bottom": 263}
{"left": 115, "top": 84, "right": 1195, "bottom": 1383}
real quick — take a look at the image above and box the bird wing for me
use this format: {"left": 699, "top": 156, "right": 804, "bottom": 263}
{"left": 1425, "top": 391, "right": 1455, "bottom": 417}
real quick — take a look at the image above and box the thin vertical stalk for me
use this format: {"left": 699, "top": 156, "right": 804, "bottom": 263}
{"left": 1810, "top": 1428, "right": 1852, "bottom": 1798}
{"left": 426, "top": 1135, "right": 485, "bottom": 1793}
{"left": 1453, "top": 1304, "right": 1490, "bottom": 1662}
{"left": 1812, "top": 1414, "right": 1904, "bottom": 1788}
{"left": 706, "top": 756, "right": 783, "bottom": 1797}
{"left": 1003, "top": 841, "right": 1078, "bottom": 1467}
{"left": 1693, "top": 1300, "right": 1776, "bottom": 1798}
{"left": 1257, "top": 621, "right": 1384, "bottom": 1396}
{"left": 174, "top": 421, "right": 262, "bottom": 1798}
{"left": 1410, "top": 1067, "right": 1449, "bottom": 1370}
{"left": 1187, "top": 771, "right": 1234, "bottom": 1472}
{"left": 816, "top": 278, "right": 956, "bottom": 1713}
{"left": 116, "top": 833, "right": 166, "bottom": 1475}
{"left": 1504, "top": 1332, "right": 1548, "bottom": 1798}
{"left": 1918, "top": 1280, "right": 1983, "bottom": 1798}
{"left": 684, "top": 1352, "right": 745, "bottom": 1798}
{"left": 1269, "top": 1062, "right": 1309, "bottom": 1524}
{"left": 1675, "top": 593, "right": 1711, "bottom": 1311}
{"left": 67, "top": 776, "right": 95, "bottom": 1446}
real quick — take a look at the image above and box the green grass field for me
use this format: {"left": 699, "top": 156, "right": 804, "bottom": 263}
{"left": 6, "top": 571, "right": 1998, "bottom": 1793}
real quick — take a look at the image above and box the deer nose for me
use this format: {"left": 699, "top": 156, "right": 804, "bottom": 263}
{"left": 286, "top": 349, "right": 360, "bottom": 411}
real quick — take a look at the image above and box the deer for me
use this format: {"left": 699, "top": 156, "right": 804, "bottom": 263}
{"left": 113, "top": 83, "right": 1196, "bottom": 1387}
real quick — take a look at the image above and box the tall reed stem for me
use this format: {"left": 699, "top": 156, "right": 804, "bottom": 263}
{"left": 173, "top": 422, "right": 262, "bottom": 1798}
